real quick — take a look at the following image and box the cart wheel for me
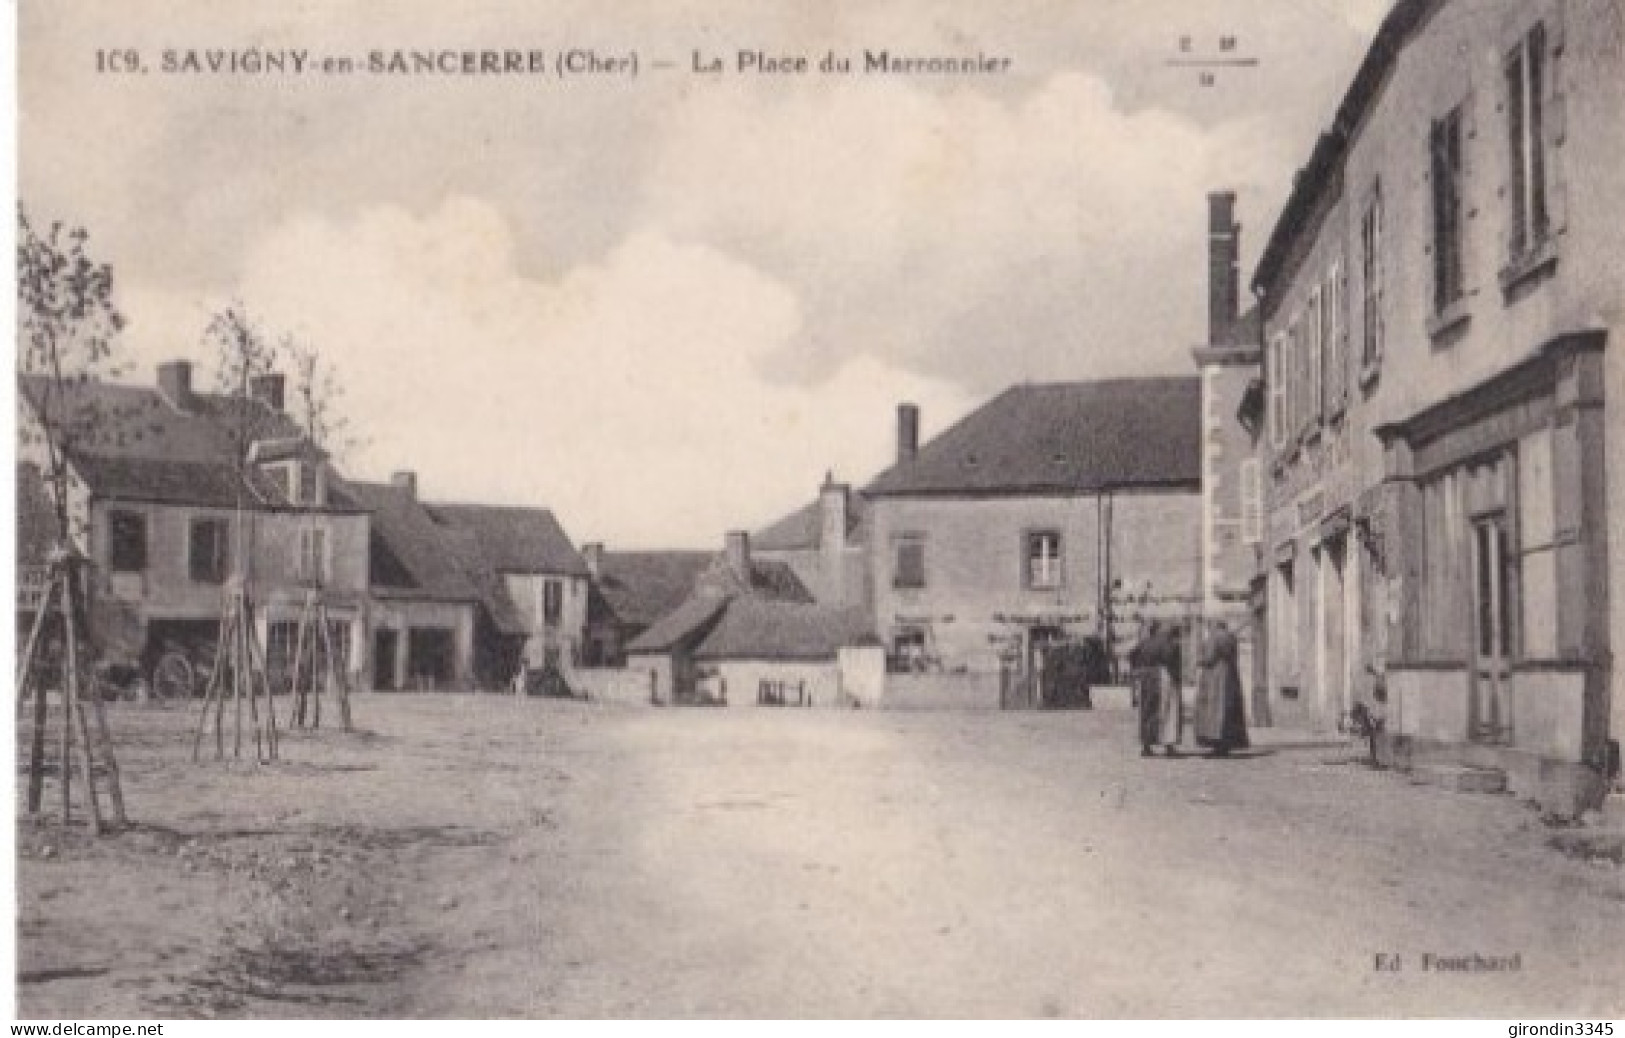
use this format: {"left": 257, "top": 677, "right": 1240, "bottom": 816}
{"left": 151, "top": 652, "right": 196, "bottom": 703}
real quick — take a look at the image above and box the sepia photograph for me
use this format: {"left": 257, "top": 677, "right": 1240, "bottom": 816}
{"left": 10, "top": 0, "right": 1625, "bottom": 1023}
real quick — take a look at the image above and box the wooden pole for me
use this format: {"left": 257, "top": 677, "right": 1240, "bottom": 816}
{"left": 59, "top": 614, "right": 74, "bottom": 826}
{"left": 233, "top": 592, "right": 246, "bottom": 758}
{"left": 25, "top": 573, "right": 58, "bottom": 814}
{"left": 291, "top": 592, "right": 311, "bottom": 727}
{"left": 66, "top": 559, "right": 125, "bottom": 827}
{"left": 246, "top": 612, "right": 278, "bottom": 761}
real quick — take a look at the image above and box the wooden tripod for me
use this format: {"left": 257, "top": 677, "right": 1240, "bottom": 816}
{"left": 17, "top": 549, "right": 128, "bottom": 834}
{"left": 192, "top": 579, "right": 279, "bottom": 762}
{"left": 288, "top": 587, "right": 353, "bottom": 732}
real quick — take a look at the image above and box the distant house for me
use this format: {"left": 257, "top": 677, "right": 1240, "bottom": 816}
{"left": 580, "top": 545, "right": 713, "bottom": 667}
{"left": 624, "top": 531, "right": 878, "bottom": 705}
{"left": 16, "top": 361, "right": 371, "bottom": 685}
{"left": 426, "top": 500, "right": 592, "bottom": 681}
{"left": 863, "top": 382, "right": 1203, "bottom": 686}
{"left": 331, "top": 474, "right": 480, "bottom": 691}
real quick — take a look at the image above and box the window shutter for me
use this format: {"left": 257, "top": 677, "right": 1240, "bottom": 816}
{"left": 1240, "top": 459, "right": 1262, "bottom": 545}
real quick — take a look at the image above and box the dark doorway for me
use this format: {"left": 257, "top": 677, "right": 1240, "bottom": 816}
{"left": 406, "top": 626, "right": 456, "bottom": 690}
{"left": 373, "top": 629, "right": 400, "bottom": 691}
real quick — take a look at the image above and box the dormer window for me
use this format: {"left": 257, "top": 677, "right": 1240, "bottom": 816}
{"left": 263, "top": 459, "right": 323, "bottom": 506}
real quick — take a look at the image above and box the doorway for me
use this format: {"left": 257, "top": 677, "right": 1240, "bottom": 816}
{"left": 373, "top": 629, "right": 400, "bottom": 691}
{"left": 1469, "top": 512, "right": 1515, "bottom": 743}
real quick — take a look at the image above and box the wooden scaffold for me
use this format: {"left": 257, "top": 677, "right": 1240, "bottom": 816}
{"left": 192, "top": 575, "right": 279, "bottom": 763}
{"left": 17, "top": 547, "right": 128, "bottom": 834}
{"left": 287, "top": 584, "right": 354, "bottom": 732}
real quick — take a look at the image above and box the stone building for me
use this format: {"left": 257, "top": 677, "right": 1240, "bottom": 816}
{"left": 863, "top": 384, "right": 1203, "bottom": 686}
{"left": 1252, "top": 0, "right": 1623, "bottom": 810}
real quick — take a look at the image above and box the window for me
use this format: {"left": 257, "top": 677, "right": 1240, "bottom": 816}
{"left": 1025, "top": 530, "right": 1062, "bottom": 589}
{"left": 1325, "top": 262, "right": 1347, "bottom": 415}
{"left": 189, "top": 516, "right": 230, "bottom": 584}
{"left": 1268, "top": 332, "right": 1288, "bottom": 450}
{"left": 1360, "top": 185, "right": 1385, "bottom": 373}
{"left": 1288, "top": 315, "right": 1304, "bottom": 442}
{"left": 1240, "top": 459, "right": 1262, "bottom": 545}
{"left": 893, "top": 533, "right": 926, "bottom": 589}
{"left": 297, "top": 525, "right": 329, "bottom": 585}
{"left": 1506, "top": 22, "right": 1549, "bottom": 258}
{"left": 1430, "top": 107, "right": 1466, "bottom": 314}
{"left": 264, "top": 463, "right": 294, "bottom": 503}
{"left": 888, "top": 629, "right": 928, "bottom": 673}
{"left": 1305, "top": 289, "right": 1323, "bottom": 429}
{"left": 543, "top": 579, "right": 564, "bottom": 626}
{"left": 109, "top": 510, "right": 147, "bottom": 572}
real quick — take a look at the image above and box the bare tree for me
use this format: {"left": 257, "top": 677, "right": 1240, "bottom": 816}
{"left": 15, "top": 204, "right": 130, "bottom": 830}
{"left": 193, "top": 304, "right": 283, "bottom": 761}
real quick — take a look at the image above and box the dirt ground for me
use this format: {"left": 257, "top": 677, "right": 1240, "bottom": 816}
{"left": 14, "top": 694, "right": 1625, "bottom": 1019}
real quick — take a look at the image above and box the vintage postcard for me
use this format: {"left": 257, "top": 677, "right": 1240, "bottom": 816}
{"left": 12, "top": 0, "right": 1625, "bottom": 1023}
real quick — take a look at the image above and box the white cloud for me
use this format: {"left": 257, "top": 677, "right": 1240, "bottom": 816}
{"left": 642, "top": 71, "right": 1295, "bottom": 391}
{"left": 120, "top": 198, "right": 975, "bottom": 548}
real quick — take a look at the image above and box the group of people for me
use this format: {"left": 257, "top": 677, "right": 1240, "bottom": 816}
{"left": 1129, "top": 618, "right": 1249, "bottom": 758}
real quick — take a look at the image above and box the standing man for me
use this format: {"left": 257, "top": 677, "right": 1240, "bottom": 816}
{"left": 1131, "top": 621, "right": 1183, "bottom": 757}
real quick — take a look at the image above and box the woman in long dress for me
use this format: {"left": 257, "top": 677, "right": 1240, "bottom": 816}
{"left": 1132, "top": 621, "right": 1183, "bottom": 757}
{"left": 1194, "top": 621, "right": 1249, "bottom": 756}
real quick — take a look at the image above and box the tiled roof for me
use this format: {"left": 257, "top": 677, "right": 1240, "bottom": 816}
{"left": 331, "top": 480, "right": 480, "bottom": 603}
{"left": 426, "top": 503, "right": 589, "bottom": 577}
{"left": 696, "top": 555, "right": 813, "bottom": 603}
{"left": 589, "top": 551, "right": 713, "bottom": 629}
{"left": 693, "top": 600, "right": 876, "bottom": 662}
{"left": 434, "top": 523, "right": 529, "bottom": 636}
{"left": 624, "top": 594, "right": 730, "bottom": 655}
{"left": 753, "top": 492, "right": 870, "bottom": 552}
{"left": 17, "top": 374, "right": 333, "bottom": 509}
{"left": 864, "top": 378, "right": 1201, "bottom": 497}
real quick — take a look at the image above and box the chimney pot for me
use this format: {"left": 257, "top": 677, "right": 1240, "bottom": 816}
{"left": 157, "top": 360, "right": 194, "bottom": 411}
{"left": 391, "top": 471, "right": 418, "bottom": 498}
{"left": 724, "top": 530, "right": 751, "bottom": 584}
{"left": 250, "top": 373, "right": 286, "bottom": 412}
{"left": 1207, "top": 191, "right": 1241, "bottom": 346}
{"left": 897, "top": 403, "right": 920, "bottom": 464}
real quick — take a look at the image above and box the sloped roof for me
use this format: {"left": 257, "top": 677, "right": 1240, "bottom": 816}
{"left": 696, "top": 555, "right": 813, "bottom": 603}
{"left": 1252, "top": 0, "right": 1432, "bottom": 296}
{"left": 753, "top": 491, "right": 871, "bottom": 552}
{"left": 624, "top": 594, "right": 730, "bottom": 655}
{"left": 427, "top": 503, "right": 589, "bottom": 577}
{"left": 331, "top": 480, "right": 480, "bottom": 603}
{"left": 17, "top": 373, "right": 333, "bottom": 509}
{"left": 589, "top": 551, "right": 714, "bottom": 629}
{"left": 864, "top": 378, "right": 1201, "bottom": 497}
{"left": 693, "top": 600, "right": 876, "bottom": 662}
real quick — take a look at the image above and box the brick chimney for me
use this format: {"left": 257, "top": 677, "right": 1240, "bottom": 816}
{"left": 1208, "top": 191, "right": 1241, "bottom": 346}
{"left": 582, "top": 542, "right": 604, "bottom": 579}
{"left": 391, "top": 471, "right": 417, "bottom": 499}
{"left": 724, "top": 530, "right": 751, "bottom": 584}
{"left": 157, "top": 360, "right": 194, "bottom": 411}
{"left": 819, "top": 473, "right": 850, "bottom": 604}
{"left": 897, "top": 403, "right": 920, "bottom": 465}
{"left": 249, "top": 373, "right": 286, "bottom": 411}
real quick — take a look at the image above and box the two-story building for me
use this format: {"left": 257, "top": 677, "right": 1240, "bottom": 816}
{"left": 1252, "top": 0, "right": 1623, "bottom": 811}
{"left": 863, "top": 384, "right": 1203, "bottom": 687}
{"left": 426, "top": 500, "right": 592, "bottom": 681}
{"left": 17, "top": 361, "right": 371, "bottom": 684}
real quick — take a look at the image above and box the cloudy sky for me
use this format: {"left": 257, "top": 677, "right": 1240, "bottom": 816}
{"left": 20, "top": 0, "right": 1391, "bottom": 548}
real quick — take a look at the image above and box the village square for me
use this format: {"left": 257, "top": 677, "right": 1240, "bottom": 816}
{"left": 14, "top": 0, "right": 1625, "bottom": 1021}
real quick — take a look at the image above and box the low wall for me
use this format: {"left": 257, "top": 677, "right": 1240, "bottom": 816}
{"left": 880, "top": 672, "right": 1001, "bottom": 710}
{"left": 573, "top": 667, "right": 655, "bottom": 706}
